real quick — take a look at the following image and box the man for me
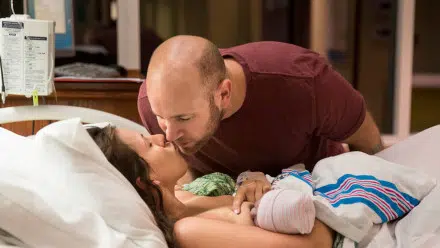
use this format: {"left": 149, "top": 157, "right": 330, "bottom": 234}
{"left": 138, "top": 35, "right": 384, "bottom": 212}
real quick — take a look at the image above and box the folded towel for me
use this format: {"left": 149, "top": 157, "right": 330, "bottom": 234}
{"left": 182, "top": 172, "right": 236, "bottom": 196}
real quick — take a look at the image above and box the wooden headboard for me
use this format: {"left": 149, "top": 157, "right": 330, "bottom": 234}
{"left": 0, "top": 78, "right": 143, "bottom": 136}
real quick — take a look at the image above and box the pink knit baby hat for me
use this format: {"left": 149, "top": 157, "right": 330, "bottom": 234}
{"left": 253, "top": 188, "right": 316, "bottom": 234}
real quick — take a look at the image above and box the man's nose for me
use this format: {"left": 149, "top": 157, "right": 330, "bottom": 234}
{"left": 165, "top": 123, "right": 182, "bottom": 142}
{"left": 150, "top": 134, "right": 165, "bottom": 147}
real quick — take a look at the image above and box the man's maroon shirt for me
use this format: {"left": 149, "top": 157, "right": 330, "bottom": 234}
{"left": 138, "top": 41, "right": 366, "bottom": 177}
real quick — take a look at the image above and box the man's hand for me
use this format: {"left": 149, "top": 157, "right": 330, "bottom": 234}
{"left": 232, "top": 177, "right": 271, "bottom": 214}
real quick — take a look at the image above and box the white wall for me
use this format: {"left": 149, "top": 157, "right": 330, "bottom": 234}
{"left": 309, "top": 0, "right": 329, "bottom": 58}
{"left": 117, "top": 0, "right": 140, "bottom": 70}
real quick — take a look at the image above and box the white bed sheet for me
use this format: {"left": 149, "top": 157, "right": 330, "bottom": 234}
{"left": 377, "top": 125, "right": 440, "bottom": 179}
{"left": 362, "top": 125, "right": 440, "bottom": 248}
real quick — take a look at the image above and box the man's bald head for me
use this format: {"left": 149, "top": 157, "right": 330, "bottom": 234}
{"left": 145, "top": 36, "right": 231, "bottom": 154}
{"left": 147, "top": 35, "right": 227, "bottom": 91}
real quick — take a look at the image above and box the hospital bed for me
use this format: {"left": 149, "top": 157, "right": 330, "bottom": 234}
{"left": 0, "top": 105, "right": 439, "bottom": 248}
{"left": 0, "top": 105, "right": 148, "bottom": 135}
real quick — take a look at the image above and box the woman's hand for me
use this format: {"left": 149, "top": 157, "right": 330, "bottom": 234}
{"left": 230, "top": 202, "right": 255, "bottom": 226}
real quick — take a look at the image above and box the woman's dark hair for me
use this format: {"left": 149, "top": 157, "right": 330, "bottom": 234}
{"left": 86, "top": 126, "right": 175, "bottom": 247}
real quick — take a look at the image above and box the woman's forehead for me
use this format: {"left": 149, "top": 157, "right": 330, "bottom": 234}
{"left": 115, "top": 128, "right": 143, "bottom": 148}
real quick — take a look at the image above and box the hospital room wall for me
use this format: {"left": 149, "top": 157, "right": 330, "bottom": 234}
{"left": 310, "top": 0, "right": 396, "bottom": 134}
{"left": 310, "top": 0, "right": 440, "bottom": 136}
{"left": 411, "top": 0, "right": 440, "bottom": 132}
{"left": 139, "top": 0, "right": 311, "bottom": 48}
{"left": 139, "top": 0, "right": 261, "bottom": 48}
{"left": 354, "top": 0, "right": 396, "bottom": 134}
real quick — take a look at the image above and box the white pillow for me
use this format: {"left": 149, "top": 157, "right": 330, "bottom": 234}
{"left": 0, "top": 118, "right": 167, "bottom": 248}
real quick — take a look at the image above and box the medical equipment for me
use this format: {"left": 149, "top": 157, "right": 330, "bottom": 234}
{"left": 25, "top": 0, "right": 75, "bottom": 58}
{"left": 0, "top": 14, "right": 55, "bottom": 104}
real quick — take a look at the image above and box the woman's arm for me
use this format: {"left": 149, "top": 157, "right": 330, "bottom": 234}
{"left": 174, "top": 217, "right": 335, "bottom": 248}
{"left": 184, "top": 195, "right": 234, "bottom": 216}
{"left": 175, "top": 190, "right": 235, "bottom": 217}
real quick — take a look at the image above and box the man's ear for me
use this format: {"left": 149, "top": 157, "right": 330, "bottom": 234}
{"left": 216, "top": 79, "right": 232, "bottom": 108}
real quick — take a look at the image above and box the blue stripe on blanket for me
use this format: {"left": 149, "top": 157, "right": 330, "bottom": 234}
{"left": 286, "top": 170, "right": 314, "bottom": 188}
{"left": 314, "top": 174, "right": 419, "bottom": 223}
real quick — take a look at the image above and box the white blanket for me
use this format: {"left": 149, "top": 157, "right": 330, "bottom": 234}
{"left": 331, "top": 125, "right": 440, "bottom": 248}
{"left": 311, "top": 152, "right": 437, "bottom": 243}
{"left": 258, "top": 151, "right": 437, "bottom": 244}
{"left": 363, "top": 126, "right": 440, "bottom": 248}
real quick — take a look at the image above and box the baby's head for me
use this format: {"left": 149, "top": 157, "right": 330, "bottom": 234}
{"left": 253, "top": 189, "right": 315, "bottom": 234}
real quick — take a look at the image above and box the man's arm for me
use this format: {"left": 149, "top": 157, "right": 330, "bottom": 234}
{"left": 343, "top": 111, "right": 384, "bottom": 154}
{"left": 311, "top": 59, "right": 384, "bottom": 154}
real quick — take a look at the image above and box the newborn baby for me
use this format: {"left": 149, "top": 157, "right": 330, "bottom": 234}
{"left": 235, "top": 152, "right": 434, "bottom": 243}
{"left": 236, "top": 164, "right": 316, "bottom": 235}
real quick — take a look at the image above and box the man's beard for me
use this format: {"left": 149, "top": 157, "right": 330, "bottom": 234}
{"left": 177, "top": 96, "right": 223, "bottom": 155}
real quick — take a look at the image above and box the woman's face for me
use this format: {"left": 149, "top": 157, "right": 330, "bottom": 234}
{"left": 115, "top": 128, "right": 188, "bottom": 185}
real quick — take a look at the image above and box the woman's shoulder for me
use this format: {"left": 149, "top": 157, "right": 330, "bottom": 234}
{"left": 175, "top": 189, "right": 198, "bottom": 203}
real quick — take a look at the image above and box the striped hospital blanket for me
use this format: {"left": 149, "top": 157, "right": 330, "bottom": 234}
{"left": 311, "top": 152, "right": 436, "bottom": 243}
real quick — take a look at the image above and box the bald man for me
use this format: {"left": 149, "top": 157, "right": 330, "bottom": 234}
{"left": 137, "top": 35, "right": 383, "bottom": 195}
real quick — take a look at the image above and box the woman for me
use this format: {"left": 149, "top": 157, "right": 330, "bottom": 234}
{"left": 86, "top": 125, "right": 335, "bottom": 248}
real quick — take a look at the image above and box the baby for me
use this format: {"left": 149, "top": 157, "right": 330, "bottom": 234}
{"left": 216, "top": 152, "right": 434, "bottom": 244}
{"left": 236, "top": 164, "right": 316, "bottom": 235}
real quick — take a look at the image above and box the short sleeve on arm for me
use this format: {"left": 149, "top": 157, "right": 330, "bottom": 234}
{"left": 137, "top": 81, "right": 164, "bottom": 136}
{"left": 313, "top": 63, "right": 366, "bottom": 141}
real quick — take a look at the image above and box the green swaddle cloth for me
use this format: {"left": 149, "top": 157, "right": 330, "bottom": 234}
{"left": 182, "top": 172, "right": 236, "bottom": 196}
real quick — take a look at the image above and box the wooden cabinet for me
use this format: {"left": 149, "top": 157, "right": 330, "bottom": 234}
{"left": 0, "top": 78, "right": 143, "bottom": 136}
